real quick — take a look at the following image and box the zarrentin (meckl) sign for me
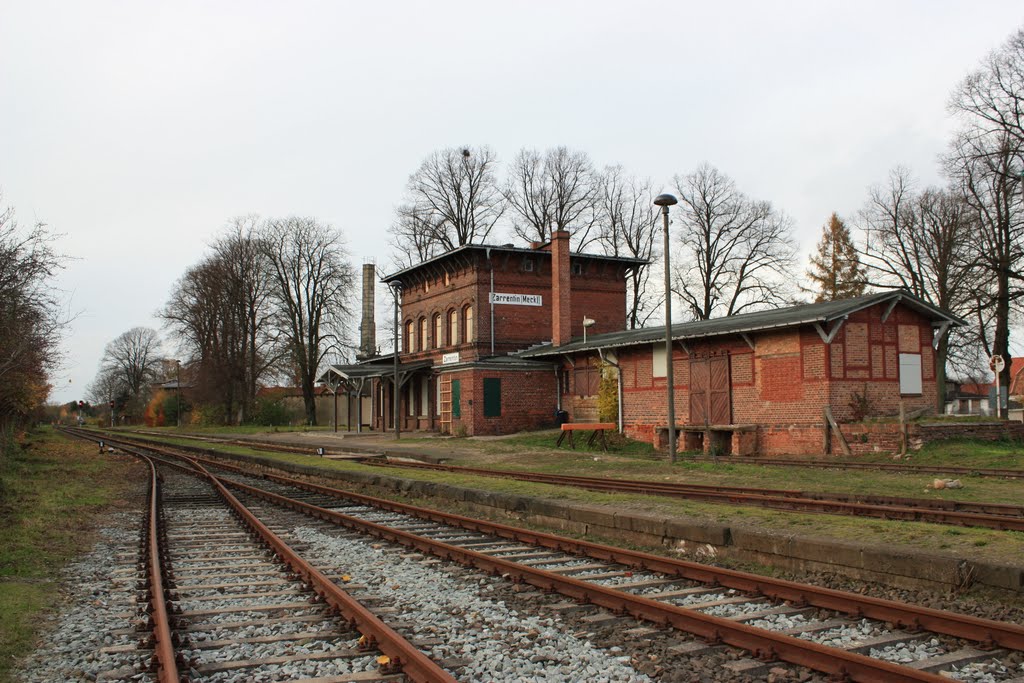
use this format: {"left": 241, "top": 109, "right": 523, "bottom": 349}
{"left": 489, "top": 292, "right": 542, "bottom": 306}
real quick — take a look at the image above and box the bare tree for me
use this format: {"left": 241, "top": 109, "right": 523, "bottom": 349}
{"left": 215, "top": 218, "right": 279, "bottom": 421}
{"left": 859, "top": 167, "right": 981, "bottom": 407}
{"left": 162, "top": 258, "right": 228, "bottom": 397}
{"left": 950, "top": 28, "right": 1024, "bottom": 149}
{"left": 0, "top": 194, "right": 67, "bottom": 437}
{"left": 672, "top": 164, "right": 797, "bottom": 320}
{"left": 505, "top": 147, "right": 600, "bottom": 248}
{"left": 162, "top": 217, "right": 279, "bottom": 423}
{"left": 947, "top": 28, "right": 1024, "bottom": 405}
{"left": 96, "top": 327, "right": 163, "bottom": 419}
{"left": 595, "top": 166, "right": 659, "bottom": 328}
{"left": 262, "top": 217, "right": 355, "bottom": 425}
{"left": 391, "top": 146, "right": 504, "bottom": 263}
{"left": 387, "top": 204, "right": 446, "bottom": 269}
{"left": 945, "top": 130, "right": 1024, "bottom": 400}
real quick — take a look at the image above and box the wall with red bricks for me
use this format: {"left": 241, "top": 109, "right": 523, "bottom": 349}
{"left": 447, "top": 367, "right": 558, "bottom": 436}
{"left": 397, "top": 247, "right": 628, "bottom": 364}
{"left": 826, "top": 306, "right": 937, "bottom": 421}
{"left": 570, "top": 300, "right": 944, "bottom": 455}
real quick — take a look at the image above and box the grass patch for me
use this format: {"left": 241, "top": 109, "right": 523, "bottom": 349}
{"left": 126, "top": 424, "right": 334, "bottom": 436}
{"left": 0, "top": 428, "right": 140, "bottom": 682}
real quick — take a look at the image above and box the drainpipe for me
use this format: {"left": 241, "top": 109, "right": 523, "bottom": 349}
{"left": 486, "top": 247, "right": 495, "bottom": 355}
{"left": 554, "top": 365, "right": 561, "bottom": 411}
{"left": 597, "top": 347, "right": 624, "bottom": 434}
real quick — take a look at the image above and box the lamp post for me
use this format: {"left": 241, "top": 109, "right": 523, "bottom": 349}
{"left": 654, "top": 193, "right": 678, "bottom": 462}
{"left": 582, "top": 317, "right": 595, "bottom": 343}
{"left": 391, "top": 282, "right": 402, "bottom": 440}
{"left": 175, "top": 360, "right": 181, "bottom": 428}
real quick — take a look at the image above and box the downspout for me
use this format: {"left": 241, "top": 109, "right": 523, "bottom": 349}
{"left": 486, "top": 247, "right": 495, "bottom": 355}
{"left": 597, "top": 347, "right": 624, "bottom": 434}
{"left": 555, "top": 365, "right": 561, "bottom": 411}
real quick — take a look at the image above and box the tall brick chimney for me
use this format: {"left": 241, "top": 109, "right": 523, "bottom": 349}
{"left": 551, "top": 230, "right": 572, "bottom": 346}
{"left": 357, "top": 263, "right": 376, "bottom": 360}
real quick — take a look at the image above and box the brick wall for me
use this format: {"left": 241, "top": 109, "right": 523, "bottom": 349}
{"left": 449, "top": 367, "right": 557, "bottom": 436}
{"left": 397, "top": 246, "right": 627, "bottom": 364}
{"left": 580, "top": 301, "right": 945, "bottom": 455}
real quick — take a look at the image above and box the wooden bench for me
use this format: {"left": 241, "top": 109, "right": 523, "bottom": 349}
{"left": 555, "top": 422, "right": 617, "bottom": 451}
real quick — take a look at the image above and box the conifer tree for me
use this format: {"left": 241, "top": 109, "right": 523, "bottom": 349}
{"left": 806, "top": 213, "right": 866, "bottom": 302}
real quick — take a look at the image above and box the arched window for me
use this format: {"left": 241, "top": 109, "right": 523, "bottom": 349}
{"left": 433, "top": 314, "right": 442, "bottom": 349}
{"left": 403, "top": 320, "right": 413, "bottom": 353}
{"left": 418, "top": 317, "right": 428, "bottom": 351}
{"left": 448, "top": 309, "right": 458, "bottom": 347}
{"left": 463, "top": 305, "right": 474, "bottom": 343}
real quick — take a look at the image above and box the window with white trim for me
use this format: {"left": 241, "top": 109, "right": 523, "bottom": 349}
{"left": 899, "top": 353, "right": 922, "bottom": 395}
{"left": 652, "top": 345, "right": 667, "bottom": 378}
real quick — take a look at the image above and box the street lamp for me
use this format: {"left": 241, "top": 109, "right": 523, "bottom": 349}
{"left": 175, "top": 360, "right": 181, "bottom": 428}
{"left": 654, "top": 193, "right": 678, "bottom": 462}
{"left": 390, "top": 282, "right": 403, "bottom": 440}
{"left": 582, "top": 317, "right": 595, "bottom": 343}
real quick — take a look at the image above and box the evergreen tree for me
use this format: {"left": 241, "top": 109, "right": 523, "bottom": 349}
{"left": 806, "top": 213, "right": 866, "bottom": 302}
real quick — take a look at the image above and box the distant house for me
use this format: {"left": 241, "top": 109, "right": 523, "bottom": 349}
{"left": 944, "top": 381, "right": 992, "bottom": 416}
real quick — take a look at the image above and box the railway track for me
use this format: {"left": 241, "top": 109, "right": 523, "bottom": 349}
{"left": 129, "top": 427, "right": 1024, "bottom": 480}
{"left": 103, "top": 438, "right": 457, "bottom": 682}
{"left": 64, "top": 428, "right": 1024, "bottom": 682}
{"left": 102, "top": 429, "right": 1024, "bottom": 532}
{"left": 681, "top": 454, "right": 1024, "bottom": 481}
{"left": 358, "top": 459, "right": 1024, "bottom": 532}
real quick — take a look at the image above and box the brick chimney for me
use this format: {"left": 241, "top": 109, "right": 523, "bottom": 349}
{"left": 551, "top": 230, "right": 572, "bottom": 346}
{"left": 356, "top": 263, "right": 376, "bottom": 360}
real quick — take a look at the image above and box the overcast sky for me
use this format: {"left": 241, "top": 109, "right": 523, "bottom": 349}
{"left": 2, "top": 1, "right": 1021, "bottom": 404}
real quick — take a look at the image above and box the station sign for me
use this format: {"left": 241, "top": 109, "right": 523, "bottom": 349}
{"left": 442, "top": 352, "right": 460, "bottom": 364}
{"left": 489, "top": 292, "right": 542, "bottom": 306}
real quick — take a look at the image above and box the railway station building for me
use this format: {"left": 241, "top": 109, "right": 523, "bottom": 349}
{"left": 321, "top": 232, "right": 963, "bottom": 455}
{"left": 321, "top": 230, "right": 643, "bottom": 436}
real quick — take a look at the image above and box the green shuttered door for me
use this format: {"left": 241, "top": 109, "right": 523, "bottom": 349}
{"left": 483, "top": 378, "right": 501, "bottom": 417}
{"left": 451, "top": 379, "right": 461, "bottom": 418}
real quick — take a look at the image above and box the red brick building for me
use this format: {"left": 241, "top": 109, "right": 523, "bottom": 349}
{"left": 519, "top": 291, "right": 964, "bottom": 455}
{"left": 320, "top": 231, "right": 643, "bottom": 435}
{"left": 322, "top": 234, "right": 964, "bottom": 454}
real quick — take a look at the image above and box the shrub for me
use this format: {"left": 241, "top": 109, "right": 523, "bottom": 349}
{"left": 251, "top": 398, "right": 291, "bottom": 426}
{"left": 189, "top": 403, "right": 227, "bottom": 426}
{"left": 161, "top": 394, "right": 189, "bottom": 426}
{"left": 596, "top": 363, "right": 619, "bottom": 424}
{"left": 848, "top": 383, "right": 872, "bottom": 421}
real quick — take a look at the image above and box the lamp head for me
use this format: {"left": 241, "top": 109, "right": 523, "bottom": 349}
{"left": 582, "top": 317, "right": 596, "bottom": 328}
{"left": 653, "top": 193, "right": 678, "bottom": 207}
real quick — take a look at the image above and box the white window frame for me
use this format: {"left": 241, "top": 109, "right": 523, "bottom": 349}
{"left": 898, "top": 353, "right": 922, "bottom": 395}
{"left": 652, "top": 345, "right": 667, "bottom": 378}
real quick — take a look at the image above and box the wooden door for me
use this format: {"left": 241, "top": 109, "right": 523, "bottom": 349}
{"left": 689, "top": 354, "right": 731, "bottom": 426}
{"left": 709, "top": 355, "right": 731, "bottom": 425}
{"left": 689, "top": 358, "right": 709, "bottom": 425}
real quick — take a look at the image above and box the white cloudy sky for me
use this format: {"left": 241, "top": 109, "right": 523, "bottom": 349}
{"left": 2, "top": 1, "right": 1021, "bottom": 403}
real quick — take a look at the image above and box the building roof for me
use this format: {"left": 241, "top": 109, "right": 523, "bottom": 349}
{"left": 518, "top": 290, "right": 966, "bottom": 359}
{"left": 318, "top": 359, "right": 433, "bottom": 385}
{"left": 382, "top": 241, "right": 646, "bottom": 284}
